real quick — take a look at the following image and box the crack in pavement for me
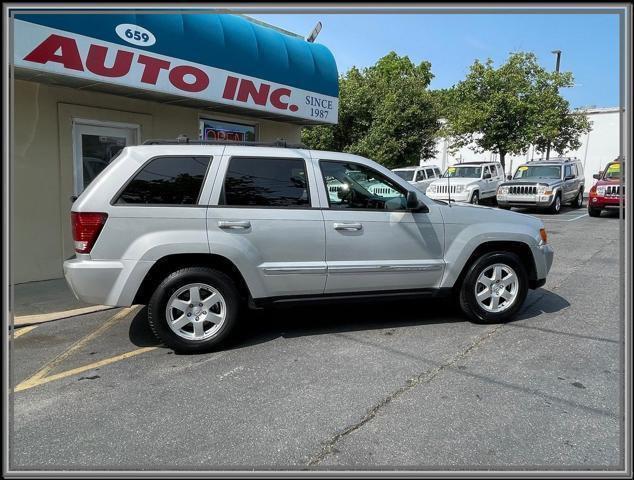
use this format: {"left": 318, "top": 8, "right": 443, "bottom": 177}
{"left": 306, "top": 238, "right": 618, "bottom": 468}
{"left": 305, "top": 324, "right": 504, "bottom": 467}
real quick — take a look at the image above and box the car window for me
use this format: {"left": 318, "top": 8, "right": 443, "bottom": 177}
{"left": 434, "top": 168, "right": 441, "bottom": 177}
{"left": 320, "top": 161, "right": 407, "bottom": 211}
{"left": 425, "top": 168, "right": 435, "bottom": 178}
{"left": 442, "top": 165, "right": 482, "bottom": 178}
{"left": 393, "top": 170, "right": 415, "bottom": 181}
{"left": 415, "top": 170, "right": 426, "bottom": 181}
{"left": 116, "top": 156, "right": 211, "bottom": 205}
{"left": 565, "top": 165, "right": 573, "bottom": 178}
{"left": 604, "top": 162, "right": 621, "bottom": 179}
{"left": 220, "top": 157, "right": 310, "bottom": 207}
{"left": 484, "top": 165, "right": 492, "bottom": 177}
{"left": 514, "top": 165, "right": 561, "bottom": 179}
{"left": 496, "top": 165, "right": 503, "bottom": 177}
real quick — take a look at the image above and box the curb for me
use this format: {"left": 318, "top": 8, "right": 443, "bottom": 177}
{"left": 13, "top": 305, "right": 117, "bottom": 327}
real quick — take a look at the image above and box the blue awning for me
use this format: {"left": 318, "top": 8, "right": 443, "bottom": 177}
{"left": 14, "top": 12, "right": 339, "bottom": 98}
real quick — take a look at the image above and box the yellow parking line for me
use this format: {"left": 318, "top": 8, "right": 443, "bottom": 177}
{"left": 15, "top": 306, "right": 140, "bottom": 390}
{"left": 14, "top": 346, "right": 158, "bottom": 392}
{"left": 13, "top": 326, "right": 37, "bottom": 338}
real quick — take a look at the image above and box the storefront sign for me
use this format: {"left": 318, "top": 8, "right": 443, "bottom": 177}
{"left": 13, "top": 18, "right": 339, "bottom": 124}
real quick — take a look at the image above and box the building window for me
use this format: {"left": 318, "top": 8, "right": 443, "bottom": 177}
{"left": 220, "top": 157, "right": 310, "bottom": 207}
{"left": 116, "top": 156, "right": 211, "bottom": 205}
{"left": 199, "top": 118, "right": 256, "bottom": 142}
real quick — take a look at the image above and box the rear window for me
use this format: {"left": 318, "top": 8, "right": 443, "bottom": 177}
{"left": 116, "top": 156, "right": 211, "bottom": 205}
{"left": 221, "top": 157, "right": 310, "bottom": 207}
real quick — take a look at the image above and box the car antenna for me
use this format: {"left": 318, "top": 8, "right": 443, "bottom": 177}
{"left": 447, "top": 164, "right": 452, "bottom": 207}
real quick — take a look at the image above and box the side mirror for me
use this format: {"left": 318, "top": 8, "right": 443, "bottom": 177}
{"left": 483, "top": 172, "right": 492, "bottom": 179}
{"left": 506, "top": 174, "right": 513, "bottom": 181}
{"left": 406, "top": 190, "right": 419, "bottom": 209}
{"left": 593, "top": 173, "right": 601, "bottom": 180}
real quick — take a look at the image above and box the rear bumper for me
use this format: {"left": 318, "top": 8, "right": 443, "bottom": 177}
{"left": 64, "top": 257, "right": 154, "bottom": 306}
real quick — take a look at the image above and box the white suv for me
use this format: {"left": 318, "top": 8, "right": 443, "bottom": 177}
{"left": 64, "top": 141, "right": 552, "bottom": 352}
{"left": 392, "top": 165, "right": 442, "bottom": 194}
{"left": 426, "top": 162, "right": 505, "bottom": 205}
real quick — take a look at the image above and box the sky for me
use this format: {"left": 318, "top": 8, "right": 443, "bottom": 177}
{"left": 252, "top": 13, "right": 620, "bottom": 109}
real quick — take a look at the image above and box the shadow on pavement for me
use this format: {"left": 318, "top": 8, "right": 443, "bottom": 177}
{"left": 127, "top": 287, "right": 571, "bottom": 353}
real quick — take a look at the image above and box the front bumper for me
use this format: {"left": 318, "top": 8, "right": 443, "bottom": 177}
{"left": 426, "top": 190, "right": 472, "bottom": 203}
{"left": 496, "top": 193, "right": 555, "bottom": 208}
{"left": 64, "top": 257, "right": 154, "bottom": 306}
{"left": 530, "top": 243, "right": 555, "bottom": 287}
{"left": 588, "top": 195, "right": 623, "bottom": 209}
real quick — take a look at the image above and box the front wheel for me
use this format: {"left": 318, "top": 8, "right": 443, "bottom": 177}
{"left": 459, "top": 252, "right": 528, "bottom": 324}
{"left": 148, "top": 267, "right": 241, "bottom": 353}
{"left": 588, "top": 206, "right": 602, "bottom": 217}
{"left": 470, "top": 191, "right": 480, "bottom": 205}
{"left": 548, "top": 193, "right": 562, "bottom": 214}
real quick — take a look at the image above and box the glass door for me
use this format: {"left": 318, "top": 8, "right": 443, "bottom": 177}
{"left": 73, "top": 122, "right": 137, "bottom": 194}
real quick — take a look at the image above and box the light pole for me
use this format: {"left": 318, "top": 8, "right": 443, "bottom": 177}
{"left": 545, "top": 50, "right": 562, "bottom": 160}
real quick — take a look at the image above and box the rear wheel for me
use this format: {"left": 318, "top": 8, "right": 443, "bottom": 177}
{"left": 572, "top": 189, "right": 584, "bottom": 208}
{"left": 588, "top": 206, "right": 602, "bottom": 217}
{"left": 459, "top": 252, "right": 528, "bottom": 324}
{"left": 148, "top": 267, "right": 241, "bottom": 353}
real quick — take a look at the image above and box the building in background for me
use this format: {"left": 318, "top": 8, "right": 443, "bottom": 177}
{"left": 11, "top": 12, "right": 339, "bottom": 283}
{"left": 428, "top": 107, "right": 622, "bottom": 192}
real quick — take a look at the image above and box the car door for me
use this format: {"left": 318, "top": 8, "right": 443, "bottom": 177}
{"left": 206, "top": 147, "right": 326, "bottom": 299}
{"left": 563, "top": 164, "right": 576, "bottom": 202}
{"left": 314, "top": 154, "right": 445, "bottom": 294}
{"left": 482, "top": 165, "right": 496, "bottom": 197}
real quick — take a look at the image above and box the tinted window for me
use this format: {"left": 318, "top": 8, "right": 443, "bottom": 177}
{"left": 394, "top": 170, "right": 415, "bottom": 181}
{"left": 321, "top": 161, "right": 407, "bottom": 211}
{"left": 565, "top": 165, "right": 573, "bottom": 178}
{"left": 221, "top": 157, "right": 310, "bottom": 207}
{"left": 425, "top": 168, "right": 435, "bottom": 178}
{"left": 415, "top": 170, "right": 426, "bottom": 181}
{"left": 116, "top": 156, "right": 211, "bottom": 205}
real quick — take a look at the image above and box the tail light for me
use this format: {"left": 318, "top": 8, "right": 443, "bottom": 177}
{"left": 71, "top": 212, "right": 108, "bottom": 254}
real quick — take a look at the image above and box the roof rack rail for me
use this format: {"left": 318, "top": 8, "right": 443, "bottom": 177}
{"left": 143, "top": 135, "right": 307, "bottom": 149}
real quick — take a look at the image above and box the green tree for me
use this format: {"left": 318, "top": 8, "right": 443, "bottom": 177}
{"left": 442, "top": 52, "right": 590, "bottom": 169}
{"left": 302, "top": 52, "right": 440, "bottom": 169}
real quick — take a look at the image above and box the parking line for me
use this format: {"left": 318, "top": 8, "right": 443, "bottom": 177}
{"left": 15, "top": 306, "right": 140, "bottom": 391}
{"left": 12, "top": 326, "right": 37, "bottom": 338}
{"left": 14, "top": 346, "right": 158, "bottom": 392}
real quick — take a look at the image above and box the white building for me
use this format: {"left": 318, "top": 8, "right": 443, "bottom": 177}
{"left": 427, "top": 107, "right": 623, "bottom": 191}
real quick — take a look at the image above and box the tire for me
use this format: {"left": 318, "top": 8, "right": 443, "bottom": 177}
{"left": 572, "top": 189, "right": 584, "bottom": 208}
{"left": 470, "top": 191, "right": 480, "bottom": 205}
{"left": 147, "top": 267, "right": 241, "bottom": 353}
{"left": 459, "top": 251, "right": 528, "bottom": 324}
{"left": 588, "top": 206, "right": 602, "bottom": 217}
{"left": 548, "top": 193, "right": 562, "bottom": 214}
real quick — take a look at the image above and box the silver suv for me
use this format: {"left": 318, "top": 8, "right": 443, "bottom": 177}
{"left": 496, "top": 157, "right": 585, "bottom": 214}
{"left": 64, "top": 140, "right": 554, "bottom": 352}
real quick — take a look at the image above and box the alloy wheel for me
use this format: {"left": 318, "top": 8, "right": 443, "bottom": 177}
{"left": 165, "top": 283, "right": 227, "bottom": 341}
{"left": 474, "top": 263, "right": 519, "bottom": 313}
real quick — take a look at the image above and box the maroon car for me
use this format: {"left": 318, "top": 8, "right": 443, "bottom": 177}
{"left": 588, "top": 160, "right": 624, "bottom": 217}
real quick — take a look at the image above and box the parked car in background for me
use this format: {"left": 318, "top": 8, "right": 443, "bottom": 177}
{"left": 425, "top": 161, "right": 504, "bottom": 205}
{"left": 496, "top": 157, "right": 585, "bottom": 214}
{"left": 392, "top": 165, "right": 442, "bottom": 194}
{"left": 588, "top": 160, "right": 624, "bottom": 217}
{"left": 64, "top": 140, "right": 553, "bottom": 352}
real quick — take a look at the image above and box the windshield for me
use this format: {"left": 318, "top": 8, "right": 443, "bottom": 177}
{"left": 393, "top": 170, "right": 415, "bottom": 181}
{"left": 603, "top": 163, "right": 621, "bottom": 179}
{"left": 514, "top": 165, "right": 561, "bottom": 180}
{"left": 442, "top": 166, "right": 482, "bottom": 178}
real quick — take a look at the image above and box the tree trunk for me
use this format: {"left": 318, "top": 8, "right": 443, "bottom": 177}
{"left": 499, "top": 151, "right": 506, "bottom": 171}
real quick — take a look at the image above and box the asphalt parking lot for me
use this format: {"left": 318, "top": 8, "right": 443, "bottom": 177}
{"left": 10, "top": 204, "right": 624, "bottom": 471}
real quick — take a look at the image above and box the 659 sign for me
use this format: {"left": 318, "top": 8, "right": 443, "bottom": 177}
{"left": 115, "top": 24, "right": 156, "bottom": 47}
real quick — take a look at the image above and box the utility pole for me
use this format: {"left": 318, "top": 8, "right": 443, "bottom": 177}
{"left": 545, "top": 50, "right": 562, "bottom": 160}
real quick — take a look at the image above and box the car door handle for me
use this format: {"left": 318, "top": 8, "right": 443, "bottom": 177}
{"left": 333, "top": 222, "right": 363, "bottom": 231}
{"left": 218, "top": 220, "right": 251, "bottom": 230}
